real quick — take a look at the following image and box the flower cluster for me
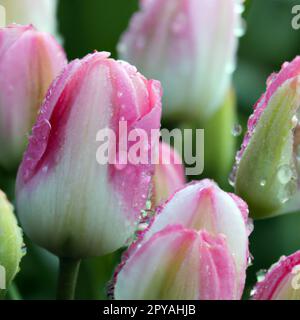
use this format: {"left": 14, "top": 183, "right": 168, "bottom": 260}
{"left": 0, "top": 0, "right": 299, "bottom": 301}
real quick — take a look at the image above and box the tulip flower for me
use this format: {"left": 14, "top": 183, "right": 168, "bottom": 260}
{"left": 0, "top": 0, "right": 58, "bottom": 37}
{"left": 252, "top": 251, "right": 300, "bottom": 300}
{"left": 152, "top": 142, "right": 185, "bottom": 207}
{"left": 16, "top": 52, "right": 162, "bottom": 260}
{"left": 0, "top": 24, "right": 67, "bottom": 171}
{"left": 113, "top": 180, "right": 252, "bottom": 300}
{"left": 0, "top": 190, "right": 24, "bottom": 298}
{"left": 118, "top": 0, "right": 243, "bottom": 121}
{"left": 232, "top": 57, "right": 300, "bottom": 219}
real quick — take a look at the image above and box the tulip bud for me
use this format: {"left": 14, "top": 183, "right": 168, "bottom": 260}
{"left": 0, "top": 0, "right": 58, "bottom": 37}
{"left": 0, "top": 190, "right": 24, "bottom": 297}
{"left": 113, "top": 180, "right": 252, "bottom": 300}
{"left": 232, "top": 57, "right": 300, "bottom": 219}
{"left": 152, "top": 142, "right": 185, "bottom": 207}
{"left": 252, "top": 251, "right": 300, "bottom": 300}
{"left": 16, "top": 52, "right": 162, "bottom": 259}
{"left": 118, "top": 0, "right": 243, "bottom": 121}
{"left": 0, "top": 24, "right": 67, "bottom": 171}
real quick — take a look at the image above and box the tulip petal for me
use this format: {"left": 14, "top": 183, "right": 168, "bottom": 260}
{"left": 119, "top": 0, "right": 242, "bottom": 120}
{"left": 1, "top": 0, "right": 59, "bottom": 36}
{"left": 0, "top": 24, "right": 66, "bottom": 170}
{"left": 233, "top": 57, "right": 300, "bottom": 218}
{"left": 16, "top": 52, "right": 162, "bottom": 258}
{"left": 137, "top": 180, "right": 249, "bottom": 296}
{"left": 153, "top": 142, "right": 186, "bottom": 206}
{"left": 253, "top": 251, "right": 300, "bottom": 300}
{"left": 114, "top": 226, "right": 237, "bottom": 300}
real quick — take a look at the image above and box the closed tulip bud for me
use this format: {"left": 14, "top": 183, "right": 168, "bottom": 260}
{"left": 16, "top": 52, "right": 162, "bottom": 259}
{"left": 114, "top": 180, "right": 252, "bottom": 300}
{"left": 152, "top": 142, "right": 185, "bottom": 207}
{"left": 232, "top": 57, "right": 300, "bottom": 219}
{"left": 0, "top": 0, "right": 58, "bottom": 37}
{"left": 0, "top": 190, "right": 24, "bottom": 297}
{"left": 118, "top": 0, "right": 243, "bottom": 121}
{"left": 252, "top": 251, "right": 300, "bottom": 300}
{"left": 0, "top": 24, "right": 67, "bottom": 171}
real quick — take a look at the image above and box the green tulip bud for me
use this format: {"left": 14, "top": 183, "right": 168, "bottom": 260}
{"left": 232, "top": 57, "right": 300, "bottom": 219}
{"left": 0, "top": 190, "right": 24, "bottom": 298}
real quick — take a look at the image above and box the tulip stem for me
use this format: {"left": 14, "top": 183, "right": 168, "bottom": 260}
{"left": 57, "top": 257, "right": 81, "bottom": 300}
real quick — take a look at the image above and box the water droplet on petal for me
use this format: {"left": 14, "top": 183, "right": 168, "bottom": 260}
{"left": 21, "top": 244, "right": 27, "bottom": 256}
{"left": 296, "top": 145, "right": 300, "bottom": 160}
{"left": 228, "top": 168, "right": 236, "bottom": 187}
{"left": 42, "top": 166, "right": 48, "bottom": 173}
{"left": 248, "top": 254, "right": 253, "bottom": 267}
{"left": 232, "top": 124, "right": 242, "bottom": 137}
{"left": 235, "top": 18, "right": 246, "bottom": 37}
{"left": 250, "top": 288, "right": 257, "bottom": 297}
{"left": 118, "top": 42, "right": 128, "bottom": 55}
{"left": 137, "top": 223, "right": 148, "bottom": 232}
{"left": 235, "top": 2, "right": 245, "bottom": 14}
{"left": 256, "top": 269, "right": 267, "bottom": 282}
{"left": 292, "top": 115, "right": 299, "bottom": 128}
{"left": 278, "top": 189, "right": 290, "bottom": 204}
{"left": 260, "top": 179, "right": 266, "bottom": 187}
{"left": 277, "top": 165, "right": 293, "bottom": 185}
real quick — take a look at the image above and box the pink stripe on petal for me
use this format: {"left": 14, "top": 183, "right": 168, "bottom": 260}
{"left": 198, "top": 231, "right": 238, "bottom": 300}
{"left": 17, "top": 53, "right": 110, "bottom": 187}
{"left": 114, "top": 226, "right": 239, "bottom": 300}
{"left": 253, "top": 251, "right": 300, "bottom": 300}
{"left": 114, "top": 224, "right": 200, "bottom": 300}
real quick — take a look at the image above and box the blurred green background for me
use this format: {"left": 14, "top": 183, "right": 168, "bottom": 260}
{"left": 9, "top": 0, "right": 300, "bottom": 299}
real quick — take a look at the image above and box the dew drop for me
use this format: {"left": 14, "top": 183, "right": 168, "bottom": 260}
{"left": 278, "top": 189, "right": 290, "bottom": 204}
{"left": 42, "top": 166, "right": 48, "bottom": 173}
{"left": 137, "top": 223, "right": 148, "bottom": 232}
{"left": 117, "top": 91, "right": 123, "bottom": 98}
{"left": 256, "top": 269, "right": 267, "bottom": 282}
{"left": 296, "top": 145, "right": 300, "bottom": 160}
{"left": 228, "top": 170, "right": 236, "bottom": 187}
{"left": 21, "top": 244, "right": 27, "bottom": 256}
{"left": 292, "top": 115, "right": 299, "bottom": 128}
{"left": 226, "top": 62, "right": 236, "bottom": 74}
{"left": 235, "top": 18, "right": 246, "bottom": 37}
{"left": 277, "top": 165, "right": 293, "bottom": 185}
{"left": 250, "top": 288, "right": 257, "bottom": 297}
{"left": 146, "top": 200, "right": 152, "bottom": 210}
{"left": 232, "top": 124, "right": 242, "bottom": 137}
{"left": 117, "top": 42, "right": 128, "bottom": 55}
{"left": 260, "top": 179, "right": 266, "bottom": 187}
{"left": 235, "top": 3, "right": 245, "bottom": 14}
{"left": 247, "top": 253, "right": 254, "bottom": 267}
{"left": 141, "top": 210, "right": 147, "bottom": 218}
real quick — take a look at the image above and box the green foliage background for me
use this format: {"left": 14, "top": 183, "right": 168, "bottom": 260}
{"left": 9, "top": 0, "right": 300, "bottom": 299}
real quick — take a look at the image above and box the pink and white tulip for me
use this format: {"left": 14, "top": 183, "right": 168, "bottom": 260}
{"left": 16, "top": 52, "right": 162, "bottom": 259}
{"left": 114, "top": 180, "right": 252, "bottom": 300}
{"left": 118, "top": 0, "right": 243, "bottom": 120}
{"left": 253, "top": 251, "right": 300, "bottom": 300}
{"left": 0, "top": 24, "right": 66, "bottom": 170}
{"left": 0, "top": 0, "right": 59, "bottom": 37}
{"left": 152, "top": 142, "right": 185, "bottom": 207}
